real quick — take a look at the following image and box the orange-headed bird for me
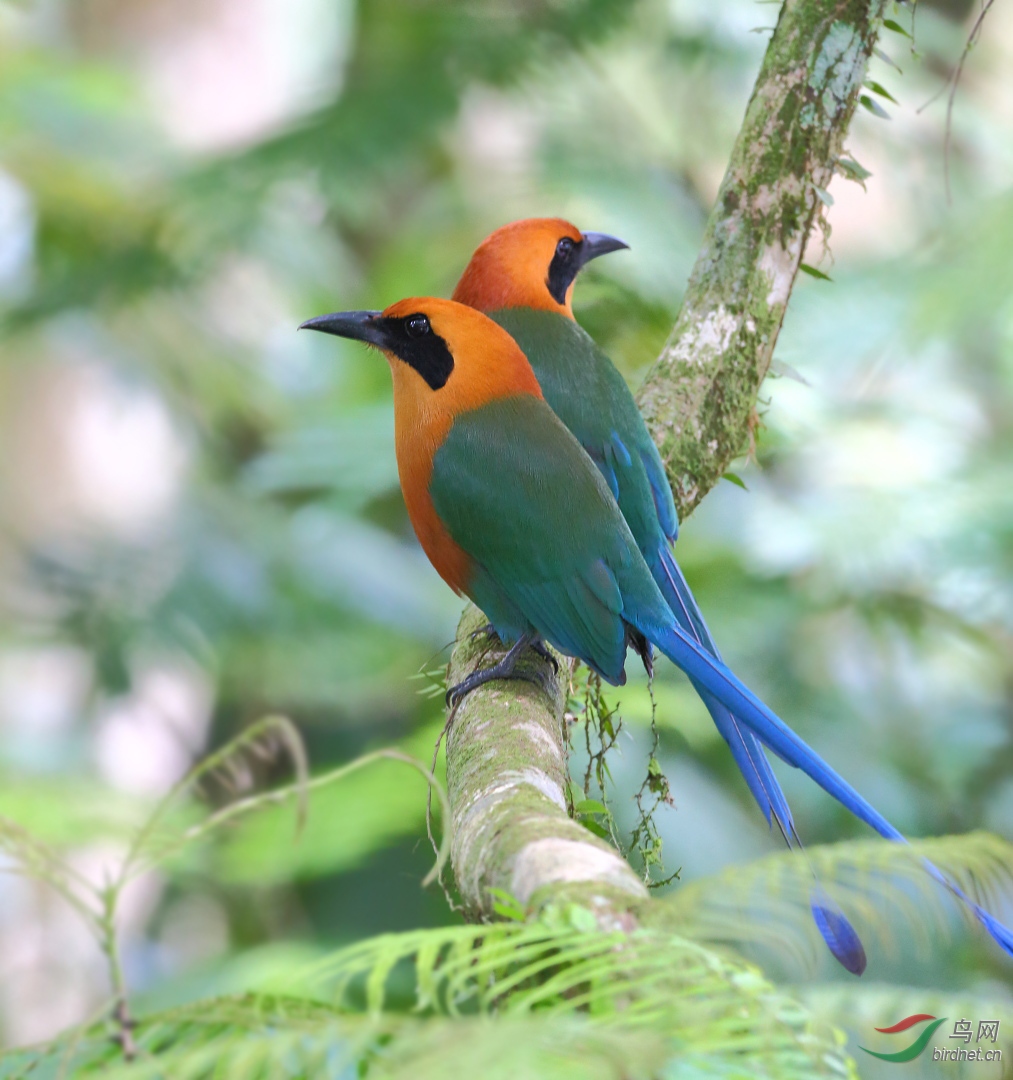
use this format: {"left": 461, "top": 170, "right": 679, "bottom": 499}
{"left": 453, "top": 218, "right": 860, "bottom": 966}
{"left": 454, "top": 222, "right": 802, "bottom": 869}
{"left": 301, "top": 296, "right": 1013, "bottom": 969}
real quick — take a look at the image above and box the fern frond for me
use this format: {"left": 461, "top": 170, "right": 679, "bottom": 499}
{"left": 662, "top": 833, "right": 1013, "bottom": 966}
{"left": 0, "top": 992, "right": 854, "bottom": 1080}
{"left": 0, "top": 815, "right": 101, "bottom": 928}
{"left": 0, "top": 995, "right": 363, "bottom": 1080}
{"left": 0, "top": 1011, "right": 666, "bottom": 1080}
{"left": 291, "top": 922, "right": 855, "bottom": 1077}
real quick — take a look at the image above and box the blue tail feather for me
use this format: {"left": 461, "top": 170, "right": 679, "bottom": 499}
{"left": 922, "top": 859, "right": 1013, "bottom": 952}
{"left": 644, "top": 614, "right": 1013, "bottom": 960}
{"left": 651, "top": 545, "right": 795, "bottom": 839}
{"left": 811, "top": 887, "right": 867, "bottom": 975}
{"left": 655, "top": 544, "right": 714, "bottom": 649}
{"left": 651, "top": 545, "right": 869, "bottom": 971}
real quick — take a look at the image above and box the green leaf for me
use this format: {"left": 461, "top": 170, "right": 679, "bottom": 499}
{"left": 883, "top": 17, "right": 912, "bottom": 38}
{"left": 812, "top": 184, "right": 834, "bottom": 207}
{"left": 799, "top": 263, "right": 833, "bottom": 282}
{"left": 0, "top": 776, "right": 148, "bottom": 847}
{"left": 864, "top": 80, "right": 899, "bottom": 104}
{"left": 860, "top": 94, "right": 891, "bottom": 120}
{"left": 836, "top": 156, "right": 873, "bottom": 183}
{"left": 873, "top": 46, "right": 903, "bottom": 73}
{"left": 721, "top": 471, "right": 748, "bottom": 490}
{"left": 580, "top": 818, "right": 611, "bottom": 839}
{"left": 0, "top": 1004, "right": 848, "bottom": 1080}
{"left": 573, "top": 799, "right": 609, "bottom": 815}
{"left": 488, "top": 886, "right": 527, "bottom": 922}
{"left": 769, "top": 359, "right": 811, "bottom": 387}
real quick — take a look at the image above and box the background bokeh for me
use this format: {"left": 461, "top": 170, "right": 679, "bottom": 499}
{"left": 1, "top": 0, "right": 1012, "bottom": 1063}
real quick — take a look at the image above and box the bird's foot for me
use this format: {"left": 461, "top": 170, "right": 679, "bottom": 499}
{"left": 530, "top": 639, "right": 559, "bottom": 674}
{"left": 446, "top": 634, "right": 557, "bottom": 708}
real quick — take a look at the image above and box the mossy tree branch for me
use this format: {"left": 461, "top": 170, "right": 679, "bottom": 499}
{"left": 637, "top": 0, "right": 888, "bottom": 517}
{"left": 444, "top": 0, "right": 890, "bottom": 924}
{"left": 446, "top": 607, "right": 648, "bottom": 921}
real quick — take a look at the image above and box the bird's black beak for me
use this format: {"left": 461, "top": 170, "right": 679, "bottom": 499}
{"left": 299, "top": 309, "right": 386, "bottom": 347}
{"left": 578, "top": 231, "right": 630, "bottom": 267}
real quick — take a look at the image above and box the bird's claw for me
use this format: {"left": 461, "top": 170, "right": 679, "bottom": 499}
{"left": 445, "top": 636, "right": 558, "bottom": 709}
{"left": 530, "top": 640, "right": 559, "bottom": 674}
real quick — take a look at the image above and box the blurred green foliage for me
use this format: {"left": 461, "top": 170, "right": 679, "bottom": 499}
{"left": 1, "top": 0, "right": 1013, "bottom": 1073}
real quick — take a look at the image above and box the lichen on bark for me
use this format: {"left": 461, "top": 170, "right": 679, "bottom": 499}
{"left": 443, "top": 0, "right": 889, "bottom": 925}
{"left": 637, "top": 0, "right": 889, "bottom": 520}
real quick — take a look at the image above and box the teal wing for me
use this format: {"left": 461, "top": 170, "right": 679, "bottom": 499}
{"left": 491, "top": 308, "right": 802, "bottom": 867}
{"left": 491, "top": 308, "right": 678, "bottom": 546}
{"left": 429, "top": 395, "right": 670, "bottom": 684}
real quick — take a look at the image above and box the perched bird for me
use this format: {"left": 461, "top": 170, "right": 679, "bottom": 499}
{"left": 301, "top": 296, "right": 1013, "bottom": 967}
{"left": 454, "top": 221, "right": 860, "bottom": 967}
{"left": 453, "top": 221, "right": 800, "bottom": 864}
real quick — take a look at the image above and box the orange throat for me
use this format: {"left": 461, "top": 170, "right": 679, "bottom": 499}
{"left": 394, "top": 400, "right": 473, "bottom": 596}
{"left": 375, "top": 297, "right": 544, "bottom": 599}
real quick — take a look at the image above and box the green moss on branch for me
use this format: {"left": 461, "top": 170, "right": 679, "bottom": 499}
{"left": 446, "top": 606, "right": 647, "bottom": 923}
{"left": 637, "top": 0, "right": 889, "bottom": 519}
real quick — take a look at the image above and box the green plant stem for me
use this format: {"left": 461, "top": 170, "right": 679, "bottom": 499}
{"left": 98, "top": 888, "right": 136, "bottom": 1061}
{"left": 167, "top": 749, "right": 451, "bottom": 886}
{"left": 117, "top": 715, "right": 308, "bottom": 884}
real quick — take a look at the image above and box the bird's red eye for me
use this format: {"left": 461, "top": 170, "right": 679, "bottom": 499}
{"left": 556, "top": 237, "right": 575, "bottom": 258}
{"left": 405, "top": 314, "right": 430, "bottom": 338}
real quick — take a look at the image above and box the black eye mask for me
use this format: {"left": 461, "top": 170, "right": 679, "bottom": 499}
{"left": 546, "top": 231, "right": 631, "bottom": 305}
{"left": 298, "top": 310, "right": 454, "bottom": 390}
